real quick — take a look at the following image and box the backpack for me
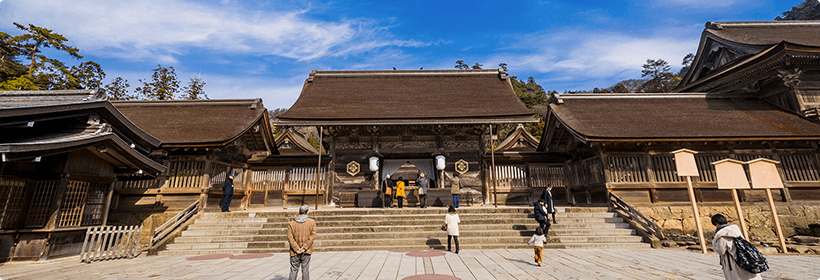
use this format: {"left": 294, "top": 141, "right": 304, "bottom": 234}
{"left": 729, "top": 237, "right": 769, "bottom": 274}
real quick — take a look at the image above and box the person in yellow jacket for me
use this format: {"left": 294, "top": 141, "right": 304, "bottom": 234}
{"left": 396, "top": 176, "right": 406, "bottom": 208}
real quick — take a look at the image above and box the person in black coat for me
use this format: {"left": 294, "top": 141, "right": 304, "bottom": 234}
{"left": 382, "top": 174, "right": 394, "bottom": 208}
{"left": 541, "top": 184, "right": 557, "bottom": 224}
{"left": 221, "top": 174, "right": 234, "bottom": 212}
{"left": 533, "top": 199, "right": 550, "bottom": 237}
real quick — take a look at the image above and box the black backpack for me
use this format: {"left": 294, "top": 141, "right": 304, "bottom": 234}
{"left": 729, "top": 237, "right": 769, "bottom": 274}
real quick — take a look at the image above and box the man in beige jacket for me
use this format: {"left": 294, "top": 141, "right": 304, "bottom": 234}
{"left": 288, "top": 205, "right": 316, "bottom": 280}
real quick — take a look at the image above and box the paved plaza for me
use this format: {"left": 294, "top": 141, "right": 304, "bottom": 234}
{"left": 0, "top": 248, "right": 818, "bottom": 280}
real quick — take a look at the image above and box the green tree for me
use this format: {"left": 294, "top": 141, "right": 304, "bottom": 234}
{"left": 0, "top": 32, "right": 26, "bottom": 83}
{"left": 776, "top": 0, "right": 820, "bottom": 20}
{"left": 454, "top": 60, "right": 469, "bottom": 70}
{"left": 62, "top": 61, "right": 105, "bottom": 89}
{"left": 610, "top": 83, "right": 629, "bottom": 93}
{"left": 182, "top": 76, "right": 207, "bottom": 100}
{"left": 103, "top": 77, "right": 137, "bottom": 101}
{"left": 136, "top": 65, "right": 180, "bottom": 100}
{"left": 637, "top": 59, "right": 680, "bottom": 93}
{"left": 471, "top": 63, "right": 483, "bottom": 69}
{"left": 11, "top": 23, "right": 83, "bottom": 89}
{"left": 498, "top": 63, "right": 508, "bottom": 72}
{"left": 0, "top": 76, "right": 38, "bottom": 90}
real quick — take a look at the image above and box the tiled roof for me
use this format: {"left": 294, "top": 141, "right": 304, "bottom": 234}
{"left": 550, "top": 93, "right": 820, "bottom": 140}
{"left": 277, "top": 69, "right": 536, "bottom": 125}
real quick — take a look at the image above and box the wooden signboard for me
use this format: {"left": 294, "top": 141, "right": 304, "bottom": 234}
{"left": 711, "top": 158, "right": 750, "bottom": 240}
{"left": 671, "top": 149, "right": 699, "bottom": 177}
{"left": 747, "top": 158, "right": 788, "bottom": 254}
{"left": 672, "top": 149, "right": 706, "bottom": 254}
{"left": 712, "top": 159, "right": 751, "bottom": 189}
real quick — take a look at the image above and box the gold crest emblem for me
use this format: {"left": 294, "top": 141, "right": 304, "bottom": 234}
{"left": 346, "top": 161, "right": 360, "bottom": 176}
{"left": 455, "top": 159, "right": 469, "bottom": 174}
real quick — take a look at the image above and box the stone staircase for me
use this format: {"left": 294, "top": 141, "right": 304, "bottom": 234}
{"left": 160, "top": 207, "right": 650, "bottom": 255}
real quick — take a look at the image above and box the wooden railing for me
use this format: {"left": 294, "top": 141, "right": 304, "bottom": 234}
{"left": 80, "top": 225, "right": 143, "bottom": 263}
{"left": 609, "top": 192, "right": 665, "bottom": 244}
{"left": 152, "top": 200, "right": 199, "bottom": 245}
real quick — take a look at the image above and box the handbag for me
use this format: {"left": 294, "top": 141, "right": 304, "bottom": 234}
{"left": 441, "top": 224, "right": 448, "bottom": 231}
{"left": 385, "top": 187, "right": 392, "bottom": 196}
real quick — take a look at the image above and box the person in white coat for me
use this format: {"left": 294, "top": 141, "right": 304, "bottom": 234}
{"left": 711, "top": 214, "right": 762, "bottom": 280}
{"left": 445, "top": 205, "right": 460, "bottom": 254}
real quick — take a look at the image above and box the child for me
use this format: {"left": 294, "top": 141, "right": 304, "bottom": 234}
{"left": 396, "top": 177, "right": 406, "bottom": 208}
{"left": 527, "top": 227, "right": 547, "bottom": 266}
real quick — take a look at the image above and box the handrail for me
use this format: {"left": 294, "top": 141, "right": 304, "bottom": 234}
{"left": 152, "top": 200, "right": 199, "bottom": 245}
{"left": 608, "top": 192, "right": 665, "bottom": 241}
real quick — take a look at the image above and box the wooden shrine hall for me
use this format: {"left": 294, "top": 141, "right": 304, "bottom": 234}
{"left": 0, "top": 90, "right": 166, "bottom": 261}
{"left": 269, "top": 69, "right": 551, "bottom": 207}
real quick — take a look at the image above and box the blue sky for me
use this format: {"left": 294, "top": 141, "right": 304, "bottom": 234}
{"left": 0, "top": 0, "right": 801, "bottom": 110}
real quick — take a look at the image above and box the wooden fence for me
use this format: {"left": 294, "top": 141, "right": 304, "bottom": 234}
{"left": 152, "top": 200, "right": 199, "bottom": 245}
{"left": 80, "top": 225, "right": 143, "bottom": 263}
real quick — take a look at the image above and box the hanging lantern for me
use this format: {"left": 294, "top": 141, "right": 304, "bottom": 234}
{"left": 435, "top": 155, "right": 446, "bottom": 170}
{"left": 369, "top": 156, "right": 380, "bottom": 172}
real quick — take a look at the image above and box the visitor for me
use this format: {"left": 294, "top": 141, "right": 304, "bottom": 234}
{"left": 288, "top": 205, "right": 317, "bottom": 280}
{"left": 712, "top": 214, "right": 762, "bottom": 280}
{"left": 396, "top": 176, "right": 406, "bottom": 208}
{"left": 417, "top": 173, "right": 429, "bottom": 208}
{"left": 383, "top": 174, "right": 394, "bottom": 208}
{"left": 534, "top": 199, "right": 550, "bottom": 237}
{"left": 451, "top": 174, "right": 462, "bottom": 208}
{"left": 221, "top": 174, "right": 234, "bottom": 212}
{"left": 445, "top": 205, "right": 460, "bottom": 254}
{"left": 527, "top": 227, "right": 547, "bottom": 266}
{"left": 541, "top": 184, "right": 557, "bottom": 223}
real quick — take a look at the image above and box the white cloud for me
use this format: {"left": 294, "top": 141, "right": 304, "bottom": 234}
{"left": 0, "top": 0, "right": 421, "bottom": 63}
{"left": 491, "top": 32, "right": 696, "bottom": 87}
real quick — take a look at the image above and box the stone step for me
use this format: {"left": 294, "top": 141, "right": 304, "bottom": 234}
{"left": 174, "top": 227, "right": 636, "bottom": 243}
{"left": 159, "top": 241, "right": 651, "bottom": 256}
{"left": 193, "top": 212, "right": 617, "bottom": 224}
{"left": 197, "top": 207, "right": 612, "bottom": 219}
{"left": 179, "top": 222, "right": 633, "bottom": 237}
{"left": 188, "top": 217, "right": 625, "bottom": 228}
{"left": 168, "top": 234, "right": 644, "bottom": 251}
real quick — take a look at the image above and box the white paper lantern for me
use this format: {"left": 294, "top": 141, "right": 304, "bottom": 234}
{"left": 369, "top": 156, "right": 379, "bottom": 172}
{"left": 435, "top": 155, "right": 446, "bottom": 170}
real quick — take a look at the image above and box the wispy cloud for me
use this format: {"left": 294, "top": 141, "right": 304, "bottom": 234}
{"left": 0, "top": 0, "right": 423, "bottom": 63}
{"left": 490, "top": 31, "right": 696, "bottom": 88}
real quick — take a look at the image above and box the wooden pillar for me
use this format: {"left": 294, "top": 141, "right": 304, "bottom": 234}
{"left": 283, "top": 166, "right": 291, "bottom": 209}
{"left": 101, "top": 179, "right": 116, "bottom": 226}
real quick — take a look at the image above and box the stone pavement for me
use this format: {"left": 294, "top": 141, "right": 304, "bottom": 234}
{"left": 0, "top": 249, "right": 818, "bottom": 280}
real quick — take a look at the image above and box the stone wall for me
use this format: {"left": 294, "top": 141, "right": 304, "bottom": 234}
{"left": 635, "top": 205, "right": 820, "bottom": 241}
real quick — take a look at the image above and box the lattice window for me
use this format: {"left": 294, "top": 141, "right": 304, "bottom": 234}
{"left": 209, "top": 162, "right": 231, "bottom": 187}
{"left": 58, "top": 181, "right": 90, "bottom": 227}
{"left": 606, "top": 156, "right": 648, "bottom": 183}
{"left": 694, "top": 155, "right": 727, "bottom": 182}
{"left": 529, "top": 165, "right": 565, "bottom": 188}
{"left": 494, "top": 165, "right": 528, "bottom": 188}
{"left": 566, "top": 157, "right": 604, "bottom": 186}
{"left": 115, "top": 179, "right": 163, "bottom": 189}
{"left": 779, "top": 154, "right": 820, "bottom": 182}
{"left": 287, "top": 167, "right": 326, "bottom": 191}
{"left": 25, "top": 180, "right": 59, "bottom": 228}
{"left": 167, "top": 161, "right": 206, "bottom": 188}
{"left": 650, "top": 155, "right": 684, "bottom": 182}
{"left": 0, "top": 179, "right": 27, "bottom": 229}
{"left": 82, "top": 183, "right": 108, "bottom": 226}
{"left": 251, "top": 169, "right": 287, "bottom": 191}
{"left": 801, "top": 90, "right": 820, "bottom": 105}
